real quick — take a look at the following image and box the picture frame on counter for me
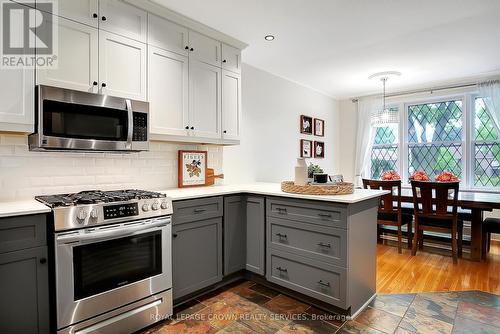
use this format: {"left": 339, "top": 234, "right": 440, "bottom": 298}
{"left": 314, "top": 118, "right": 325, "bottom": 137}
{"left": 178, "top": 150, "right": 208, "bottom": 188}
{"left": 300, "top": 115, "right": 313, "bottom": 134}
{"left": 300, "top": 139, "right": 312, "bottom": 158}
{"left": 314, "top": 141, "right": 325, "bottom": 158}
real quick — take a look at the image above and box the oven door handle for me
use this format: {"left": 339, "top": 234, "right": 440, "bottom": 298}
{"left": 56, "top": 219, "right": 170, "bottom": 244}
{"left": 125, "top": 99, "right": 133, "bottom": 150}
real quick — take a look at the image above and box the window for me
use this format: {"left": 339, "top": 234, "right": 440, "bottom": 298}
{"left": 474, "top": 98, "right": 500, "bottom": 188}
{"left": 371, "top": 123, "right": 399, "bottom": 179}
{"left": 407, "top": 100, "right": 463, "bottom": 180}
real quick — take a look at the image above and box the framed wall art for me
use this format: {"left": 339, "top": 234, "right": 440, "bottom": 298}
{"left": 314, "top": 118, "right": 325, "bottom": 137}
{"left": 300, "top": 139, "right": 312, "bottom": 158}
{"left": 178, "top": 150, "right": 207, "bottom": 188}
{"left": 300, "top": 115, "right": 313, "bottom": 134}
{"left": 314, "top": 141, "right": 325, "bottom": 158}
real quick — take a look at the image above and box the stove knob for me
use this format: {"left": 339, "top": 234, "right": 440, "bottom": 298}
{"left": 152, "top": 201, "right": 160, "bottom": 211}
{"left": 142, "top": 203, "right": 150, "bottom": 212}
{"left": 90, "top": 208, "right": 99, "bottom": 219}
{"left": 160, "top": 201, "right": 169, "bottom": 210}
{"left": 77, "top": 209, "right": 87, "bottom": 221}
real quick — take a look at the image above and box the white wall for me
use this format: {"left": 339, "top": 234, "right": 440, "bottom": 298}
{"left": 0, "top": 134, "right": 223, "bottom": 201}
{"left": 224, "top": 64, "right": 340, "bottom": 184}
{"left": 338, "top": 99, "right": 357, "bottom": 182}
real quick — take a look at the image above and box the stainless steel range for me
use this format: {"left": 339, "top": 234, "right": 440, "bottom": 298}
{"left": 36, "top": 190, "right": 173, "bottom": 334}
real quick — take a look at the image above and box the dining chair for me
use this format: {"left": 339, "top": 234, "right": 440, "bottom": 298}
{"left": 482, "top": 217, "right": 500, "bottom": 255}
{"left": 410, "top": 180, "right": 460, "bottom": 263}
{"left": 363, "top": 179, "right": 412, "bottom": 253}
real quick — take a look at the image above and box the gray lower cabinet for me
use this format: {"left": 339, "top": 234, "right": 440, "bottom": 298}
{"left": 224, "top": 196, "right": 246, "bottom": 275}
{"left": 223, "top": 196, "right": 265, "bottom": 276}
{"left": 172, "top": 198, "right": 223, "bottom": 300}
{"left": 0, "top": 214, "right": 49, "bottom": 334}
{"left": 245, "top": 196, "right": 265, "bottom": 275}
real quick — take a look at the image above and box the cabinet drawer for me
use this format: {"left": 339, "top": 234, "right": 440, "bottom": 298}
{"left": 267, "top": 250, "right": 347, "bottom": 309}
{"left": 173, "top": 197, "right": 223, "bottom": 225}
{"left": 268, "top": 217, "right": 347, "bottom": 267}
{"left": 267, "top": 197, "right": 347, "bottom": 229}
{"left": 0, "top": 214, "right": 47, "bottom": 254}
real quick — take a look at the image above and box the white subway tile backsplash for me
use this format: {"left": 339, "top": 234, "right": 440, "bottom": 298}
{"left": 0, "top": 134, "right": 223, "bottom": 201}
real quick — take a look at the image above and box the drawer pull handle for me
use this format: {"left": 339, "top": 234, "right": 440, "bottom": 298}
{"left": 193, "top": 208, "right": 206, "bottom": 213}
{"left": 276, "top": 207, "right": 287, "bottom": 214}
{"left": 276, "top": 266, "right": 288, "bottom": 272}
{"left": 276, "top": 233, "right": 288, "bottom": 239}
{"left": 318, "top": 213, "right": 332, "bottom": 218}
{"left": 318, "top": 280, "right": 330, "bottom": 287}
{"left": 317, "top": 242, "right": 331, "bottom": 248}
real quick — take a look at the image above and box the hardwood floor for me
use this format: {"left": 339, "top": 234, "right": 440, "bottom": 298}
{"left": 377, "top": 240, "right": 500, "bottom": 294}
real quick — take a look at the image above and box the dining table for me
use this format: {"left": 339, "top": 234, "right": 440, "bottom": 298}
{"left": 398, "top": 188, "right": 500, "bottom": 261}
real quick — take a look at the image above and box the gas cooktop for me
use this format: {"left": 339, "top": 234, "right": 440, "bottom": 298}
{"left": 36, "top": 189, "right": 166, "bottom": 208}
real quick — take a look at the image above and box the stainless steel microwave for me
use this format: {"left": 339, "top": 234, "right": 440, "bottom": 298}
{"left": 29, "top": 85, "right": 149, "bottom": 152}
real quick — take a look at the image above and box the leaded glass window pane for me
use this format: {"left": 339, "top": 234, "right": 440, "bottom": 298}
{"left": 371, "top": 123, "right": 398, "bottom": 179}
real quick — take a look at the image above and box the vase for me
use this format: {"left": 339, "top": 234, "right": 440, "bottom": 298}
{"left": 294, "top": 158, "right": 307, "bottom": 186}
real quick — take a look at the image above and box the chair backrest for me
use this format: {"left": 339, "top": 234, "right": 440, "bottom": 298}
{"left": 362, "top": 179, "right": 402, "bottom": 214}
{"left": 410, "top": 180, "right": 459, "bottom": 220}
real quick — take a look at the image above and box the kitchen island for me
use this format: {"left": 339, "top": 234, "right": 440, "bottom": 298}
{"left": 161, "top": 182, "right": 387, "bottom": 317}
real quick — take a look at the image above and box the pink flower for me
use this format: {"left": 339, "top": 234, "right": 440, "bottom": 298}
{"left": 381, "top": 170, "right": 401, "bottom": 181}
{"left": 410, "top": 171, "right": 430, "bottom": 181}
{"left": 435, "top": 171, "right": 459, "bottom": 182}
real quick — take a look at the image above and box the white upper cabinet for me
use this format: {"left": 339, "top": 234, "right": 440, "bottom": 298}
{"left": 99, "top": 31, "right": 147, "bottom": 100}
{"left": 50, "top": 0, "right": 99, "bottom": 28}
{"left": 0, "top": 66, "right": 34, "bottom": 133}
{"left": 222, "top": 70, "right": 241, "bottom": 141}
{"left": 189, "top": 60, "right": 222, "bottom": 139}
{"left": 188, "top": 31, "right": 221, "bottom": 67}
{"left": 37, "top": 16, "right": 99, "bottom": 93}
{"left": 148, "top": 46, "right": 189, "bottom": 137}
{"left": 148, "top": 14, "right": 189, "bottom": 56}
{"left": 222, "top": 44, "right": 241, "bottom": 74}
{"left": 99, "top": 0, "right": 147, "bottom": 42}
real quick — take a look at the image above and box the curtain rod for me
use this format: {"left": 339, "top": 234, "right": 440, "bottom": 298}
{"left": 350, "top": 80, "right": 495, "bottom": 103}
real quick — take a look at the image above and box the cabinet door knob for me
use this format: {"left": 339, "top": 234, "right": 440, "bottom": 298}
{"left": 92, "top": 13, "right": 98, "bottom": 18}
{"left": 190, "top": 126, "right": 194, "bottom": 130}
{"left": 223, "top": 130, "right": 227, "bottom": 134}
{"left": 222, "top": 59, "right": 227, "bottom": 63}
{"left": 101, "top": 83, "right": 107, "bottom": 88}
{"left": 39, "top": 258, "right": 47, "bottom": 264}
{"left": 190, "top": 47, "right": 194, "bottom": 51}
{"left": 173, "top": 233, "right": 178, "bottom": 238}
{"left": 101, "top": 16, "right": 107, "bottom": 21}
{"left": 93, "top": 81, "right": 98, "bottom": 86}
{"left": 185, "top": 46, "right": 189, "bottom": 50}
{"left": 185, "top": 126, "right": 189, "bottom": 130}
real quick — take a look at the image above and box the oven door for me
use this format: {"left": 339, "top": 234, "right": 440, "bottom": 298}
{"left": 55, "top": 217, "right": 172, "bottom": 330}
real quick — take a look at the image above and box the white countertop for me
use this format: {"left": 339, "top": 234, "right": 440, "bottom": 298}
{"left": 161, "top": 182, "right": 388, "bottom": 204}
{"left": 0, "top": 183, "right": 388, "bottom": 219}
{"left": 0, "top": 200, "right": 51, "bottom": 218}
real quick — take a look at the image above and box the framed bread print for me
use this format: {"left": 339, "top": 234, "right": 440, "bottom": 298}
{"left": 300, "top": 115, "right": 313, "bottom": 134}
{"left": 314, "top": 118, "right": 325, "bottom": 137}
{"left": 178, "top": 150, "right": 207, "bottom": 188}
{"left": 300, "top": 139, "right": 312, "bottom": 158}
{"left": 314, "top": 141, "right": 325, "bottom": 158}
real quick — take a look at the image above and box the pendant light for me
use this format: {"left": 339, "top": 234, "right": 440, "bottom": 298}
{"left": 368, "top": 71, "right": 401, "bottom": 126}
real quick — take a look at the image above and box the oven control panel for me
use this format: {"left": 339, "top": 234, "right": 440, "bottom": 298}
{"left": 103, "top": 203, "right": 139, "bottom": 220}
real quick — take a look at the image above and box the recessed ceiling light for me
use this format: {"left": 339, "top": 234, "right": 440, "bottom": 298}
{"left": 264, "top": 35, "right": 275, "bottom": 41}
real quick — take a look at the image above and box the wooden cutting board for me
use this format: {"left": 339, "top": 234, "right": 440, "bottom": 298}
{"left": 206, "top": 168, "right": 224, "bottom": 186}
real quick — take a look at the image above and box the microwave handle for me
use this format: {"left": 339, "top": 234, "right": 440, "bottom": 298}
{"left": 126, "top": 99, "right": 133, "bottom": 149}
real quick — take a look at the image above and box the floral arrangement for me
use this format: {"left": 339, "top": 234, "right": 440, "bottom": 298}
{"left": 435, "top": 171, "right": 459, "bottom": 182}
{"left": 381, "top": 170, "right": 401, "bottom": 181}
{"left": 409, "top": 171, "right": 430, "bottom": 181}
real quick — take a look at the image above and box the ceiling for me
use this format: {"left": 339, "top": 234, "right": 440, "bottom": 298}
{"left": 151, "top": 0, "right": 500, "bottom": 99}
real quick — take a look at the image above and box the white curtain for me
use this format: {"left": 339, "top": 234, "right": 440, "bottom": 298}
{"left": 478, "top": 80, "right": 500, "bottom": 133}
{"left": 354, "top": 96, "right": 381, "bottom": 187}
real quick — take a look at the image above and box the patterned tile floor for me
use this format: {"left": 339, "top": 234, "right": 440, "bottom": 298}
{"left": 139, "top": 280, "right": 500, "bottom": 334}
